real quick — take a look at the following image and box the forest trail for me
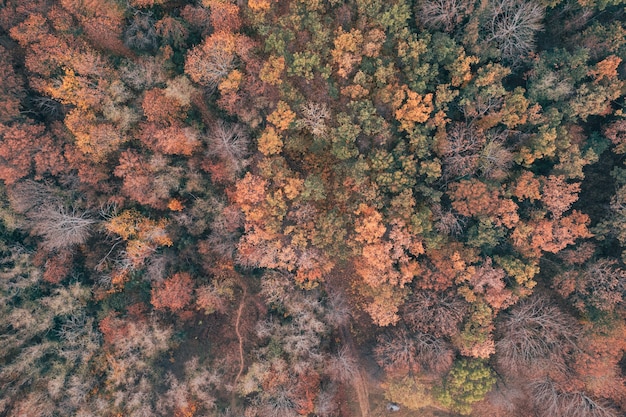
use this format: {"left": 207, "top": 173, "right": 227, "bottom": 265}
{"left": 230, "top": 286, "right": 247, "bottom": 409}
{"left": 339, "top": 324, "right": 371, "bottom": 417}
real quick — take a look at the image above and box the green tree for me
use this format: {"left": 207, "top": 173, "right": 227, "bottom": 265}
{"left": 436, "top": 358, "right": 496, "bottom": 415}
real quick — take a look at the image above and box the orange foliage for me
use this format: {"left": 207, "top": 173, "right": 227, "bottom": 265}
{"left": 512, "top": 211, "right": 592, "bottom": 258}
{"left": 168, "top": 198, "right": 184, "bottom": 212}
{"left": 174, "top": 402, "right": 198, "bottom": 417}
{"left": 184, "top": 32, "right": 253, "bottom": 88}
{"left": 258, "top": 126, "right": 283, "bottom": 156}
{"left": 421, "top": 243, "right": 478, "bottom": 291}
{"left": 151, "top": 272, "right": 194, "bottom": 312}
{"left": 259, "top": 55, "right": 285, "bottom": 85}
{"left": 248, "top": 0, "right": 273, "bottom": 11}
{"left": 139, "top": 122, "right": 200, "bottom": 156}
{"left": 588, "top": 55, "right": 622, "bottom": 82}
{"left": 331, "top": 28, "right": 364, "bottom": 78}
{"left": 394, "top": 86, "right": 434, "bottom": 132}
{"left": 541, "top": 175, "right": 581, "bottom": 219}
{"left": 142, "top": 89, "right": 186, "bottom": 125}
{"left": 206, "top": 1, "right": 241, "bottom": 33}
{"left": 99, "top": 313, "right": 129, "bottom": 345}
{"left": 575, "top": 322, "right": 626, "bottom": 407}
{"left": 512, "top": 171, "right": 541, "bottom": 202}
{"left": 449, "top": 179, "right": 519, "bottom": 228}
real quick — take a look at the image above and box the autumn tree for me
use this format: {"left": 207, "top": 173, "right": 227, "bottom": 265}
{"left": 151, "top": 272, "right": 194, "bottom": 312}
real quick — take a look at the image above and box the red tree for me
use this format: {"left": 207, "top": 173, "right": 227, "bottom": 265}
{"left": 151, "top": 272, "right": 194, "bottom": 312}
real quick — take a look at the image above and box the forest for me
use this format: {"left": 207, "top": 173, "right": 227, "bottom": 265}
{"left": 0, "top": 0, "right": 625, "bottom": 416}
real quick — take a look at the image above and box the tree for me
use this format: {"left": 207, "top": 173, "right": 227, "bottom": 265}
{"left": 205, "top": 121, "right": 249, "bottom": 174}
{"left": 541, "top": 175, "right": 581, "bottom": 219}
{"left": 553, "top": 259, "right": 626, "bottom": 314}
{"left": 151, "top": 272, "right": 194, "bottom": 312}
{"left": 0, "top": 45, "right": 24, "bottom": 123}
{"left": 185, "top": 32, "right": 239, "bottom": 88}
{"left": 9, "top": 181, "right": 94, "bottom": 250}
{"left": 495, "top": 297, "right": 579, "bottom": 376}
{"left": 402, "top": 290, "right": 468, "bottom": 338}
{"left": 374, "top": 328, "right": 454, "bottom": 376}
{"left": 419, "top": 0, "right": 473, "bottom": 33}
{"left": 486, "top": 0, "right": 544, "bottom": 60}
{"left": 436, "top": 358, "right": 496, "bottom": 415}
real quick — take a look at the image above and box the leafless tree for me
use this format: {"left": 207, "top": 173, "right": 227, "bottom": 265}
{"left": 298, "top": 102, "right": 331, "bottom": 137}
{"left": 326, "top": 347, "right": 358, "bottom": 383}
{"left": 402, "top": 290, "right": 468, "bottom": 338}
{"left": 487, "top": 0, "right": 545, "bottom": 61}
{"left": 9, "top": 181, "right": 95, "bottom": 250}
{"left": 374, "top": 328, "right": 419, "bottom": 374}
{"left": 419, "top": 0, "right": 473, "bottom": 32}
{"left": 124, "top": 14, "right": 158, "bottom": 51}
{"left": 496, "top": 297, "right": 579, "bottom": 376}
{"left": 413, "top": 331, "right": 455, "bottom": 375}
{"left": 580, "top": 259, "right": 626, "bottom": 312}
{"left": 439, "top": 122, "right": 485, "bottom": 179}
{"left": 478, "top": 131, "right": 513, "bottom": 180}
{"left": 315, "top": 386, "right": 339, "bottom": 417}
{"left": 206, "top": 121, "right": 250, "bottom": 173}
{"left": 432, "top": 204, "right": 466, "bottom": 236}
{"left": 531, "top": 378, "right": 618, "bottom": 417}
{"left": 31, "top": 206, "right": 96, "bottom": 250}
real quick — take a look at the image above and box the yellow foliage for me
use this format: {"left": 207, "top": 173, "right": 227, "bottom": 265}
{"left": 259, "top": 55, "right": 285, "bottom": 85}
{"left": 267, "top": 101, "right": 296, "bottom": 131}
{"left": 258, "top": 126, "right": 283, "bottom": 155}
{"left": 248, "top": 0, "right": 272, "bottom": 11}
{"left": 218, "top": 69, "right": 243, "bottom": 95}
{"left": 331, "top": 28, "right": 364, "bottom": 78}
{"left": 283, "top": 178, "right": 304, "bottom": 199}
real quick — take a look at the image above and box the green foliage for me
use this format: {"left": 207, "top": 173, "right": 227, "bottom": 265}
{"left": 436, "top": 358, "right": 496, "bottom": 415}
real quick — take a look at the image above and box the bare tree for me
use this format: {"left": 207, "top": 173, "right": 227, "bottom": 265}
{"left": 531, "top": 378, "right": 618, "bottom": 417}
{"left": 374, "top": 328, "right": 420, "bottom": 375}
{"left": 9, "top": 181, "right": 95, "bottom": 250}
{"left": 31, "top": 206, "right": 95, "bottom": 250}
{"left": 124, "top": 14, "right": 158, "bottom": 51}
{"left": 326, "top": 347, "right": 358, "bottom": 383}
{"left": 419, "top": 0, "right": 473, "bottom": 32}
{"left": 206, "top": 121, "right": 249, "bottom": 173}
{"left": 496, "top": 297, "right": 579, "bottom": 376}
{"left": 402, "top": 290, "right": 468, "bottom": 338}
{"left": 298, "top": 102, "right": 330, "bottom": 137}
{"left": 487, "top": 0, "right": 545, "bottom": 61}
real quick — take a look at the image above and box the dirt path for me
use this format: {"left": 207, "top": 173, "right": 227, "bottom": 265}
{"left": 339, "top": 324, "right": 371, "bottom": 417}
{"left": 233, "top": 287, "right": 247, "bottom": 385}
{"left": 230, "top": 286, "right": 247, "bottom": 409}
